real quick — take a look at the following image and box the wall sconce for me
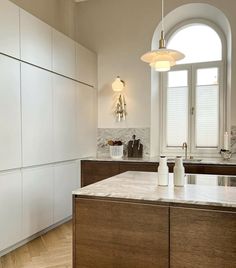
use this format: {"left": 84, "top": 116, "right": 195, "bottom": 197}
{"left": 112, "top": 76, "right": 127, "bottom": 121}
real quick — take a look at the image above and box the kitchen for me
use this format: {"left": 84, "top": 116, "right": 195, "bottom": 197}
{"left": 0, "top": 0, "right": 236, "bottom": 267}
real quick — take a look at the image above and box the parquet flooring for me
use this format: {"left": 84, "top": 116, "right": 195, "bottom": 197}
{"left": 0, "top": 221, "right": 72, "bottom": 268}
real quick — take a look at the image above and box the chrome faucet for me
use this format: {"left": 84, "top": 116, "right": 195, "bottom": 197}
{"left": 182, "top": 142, "right": 188, "bottom": 160}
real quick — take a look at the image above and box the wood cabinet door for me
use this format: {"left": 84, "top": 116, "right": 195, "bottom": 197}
{"left": 119, "top": 162, "right": 157, "bottom": 173}
{"left": 20, "top": 9, "right": 52, "bottom": 70}
{"left": 21, "top": 63, "right": 53, "bottom": 166}
{"left": 53, "top": 161, "right": 78, "bottom": 223}
{"left": 170, "top": 207, "right": 236, "bottom": 268}
{"left": 81, "top": 161, "right": 120, "bottom": 187}
{"left": 74, "top": 198, "right": 169, "bottom": 268}
{"left": 0, "top": 0, "right": 20, "bottom": 58}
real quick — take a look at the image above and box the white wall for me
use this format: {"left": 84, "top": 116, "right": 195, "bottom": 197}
{"left": 75, "top": 0, "right": 236, "bottom": 128}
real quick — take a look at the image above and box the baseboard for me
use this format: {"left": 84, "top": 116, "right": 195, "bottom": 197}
{"left": 0, "top": 216, "right": 72, "bottom": 257}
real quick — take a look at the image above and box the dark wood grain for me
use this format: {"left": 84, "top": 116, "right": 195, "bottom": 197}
{"left": 81, "top": 161, "right": 120, "bottom": 187}
{"left": 170, "top": 207, "right": 236, "bottom": 268}
{"left": 74, "top": 198, "right": 169, "bottom": 268}
{"left": 119, "top": 162, "right": 157, "bottom": 173}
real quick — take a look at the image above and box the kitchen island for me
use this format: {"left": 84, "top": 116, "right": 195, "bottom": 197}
{"left": 73, "top": 171, "right": 236, "bottom": 268}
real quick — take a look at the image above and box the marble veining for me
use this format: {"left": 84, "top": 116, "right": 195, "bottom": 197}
{"left": 97, "top": 128, "right": 150, "bottom": 157}
{"left": 73, "top": 171, "right": 236, "bottom": 208}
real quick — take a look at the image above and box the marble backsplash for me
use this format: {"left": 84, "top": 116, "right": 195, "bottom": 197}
{"left": 97, "top": 128, "right": 150, "bottom": 157}
{"left": 97, "top": 126, "right": 236, "bottom": 157}
{"left": 231, "top": 126, "right": 236, "bottom": 153}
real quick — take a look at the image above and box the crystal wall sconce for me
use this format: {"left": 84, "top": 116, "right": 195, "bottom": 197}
{"left": 112, "top": 76, "right": 127, "bottom": 121}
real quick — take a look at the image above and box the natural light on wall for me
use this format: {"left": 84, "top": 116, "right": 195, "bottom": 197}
{"left": 167, "top": 24, "right": 222, "bottom": 64}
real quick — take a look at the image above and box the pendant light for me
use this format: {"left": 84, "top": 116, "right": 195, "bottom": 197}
{"left": 141, "top": 0, "right": 185, "bottom": 72}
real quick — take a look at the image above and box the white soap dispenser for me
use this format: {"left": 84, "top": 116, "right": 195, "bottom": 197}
{"left": 158, "top": 156, "right": 169, "bottom": 186}
{"left": 174, "top": 156, "right": 185, "bottom": 186}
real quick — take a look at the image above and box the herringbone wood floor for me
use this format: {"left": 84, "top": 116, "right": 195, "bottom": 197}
{"left": 0, "top": 221, "right": 72, "bottom": 268}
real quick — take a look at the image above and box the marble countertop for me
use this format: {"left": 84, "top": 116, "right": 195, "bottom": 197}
{"left": 73, "top": 171, "right": 236, "bottom": 209}
{"left": 82, "top": 155, "right": 236, "bottom": 165}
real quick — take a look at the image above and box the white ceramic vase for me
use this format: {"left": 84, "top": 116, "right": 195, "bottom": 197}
{"left": 174, "top": 156, "right": 185, "bottom": 186}
{"left": 158, "top": 156, "right": 169, "bottom": 186}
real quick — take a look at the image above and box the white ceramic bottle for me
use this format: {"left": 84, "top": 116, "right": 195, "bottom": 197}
{"left": 174, "top": 156, "right": 185, "bottom": 186}
{"left": 158, "top": 156, "right": 169, "bottom": 186}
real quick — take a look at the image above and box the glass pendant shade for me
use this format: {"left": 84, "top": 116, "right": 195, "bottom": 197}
{"left": 140, "top": 0, "right": 185, "bottom": 72}
{"left": 112, "top": 76, "right": 124, "bottom": 92}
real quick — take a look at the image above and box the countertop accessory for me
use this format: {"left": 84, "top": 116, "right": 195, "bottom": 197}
{"left": 158, "top": 156, "right": 169, "bottom": 186}
{"left": 220, "top": 149, "right": 232, "bottom": 160}
{"left": 140, "top": 0, "right": 185, "bottom": 72}
{"left": 127, "top": 135, "right": 143, "bottom": 158}
{"left": 174, "top": 156, "right": 185, "bottom": 186}
{"left": 108, "top": 140, "right": 123, "bottom": 159}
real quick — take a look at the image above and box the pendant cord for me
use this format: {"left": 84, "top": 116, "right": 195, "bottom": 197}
{"left": 161, "top": 0, "right": 164, "bottom": 33}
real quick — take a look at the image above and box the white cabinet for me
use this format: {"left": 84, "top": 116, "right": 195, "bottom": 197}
{"left": 76, "top": 43, "right": 97, "bottom": 86}
{"left": 53, "top": 74, "right": 77, "bottom": 162}
{"left": 21, "top": 63, "right": 53, "bottom": 167}
{"left": 0, "top": 55, "right": 21, "bottom": 171}
{"left": 0, "top": 170, "right": 22, "bottom": 252}
{"left": 20, "top": 10, "right": 52, "bottom": 70}
{"left": 22, "top": 166, "right": 53, "bottom": 238}
{"left": 76, "top": 83, "right": 96, "bottom": 158}
{"left": 53, "top": 30, "right": 76, "bottom": 78}
{"left": 53, "top": 161, "right": 78, "bottom": 223}
{"left": 0, "top": 0, "right": 20, "bottom": 58}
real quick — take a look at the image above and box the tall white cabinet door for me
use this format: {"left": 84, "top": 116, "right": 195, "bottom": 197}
{"left": 52, "top": 30, "right": 76, "bottom": 79}
{"left": 0, "top": 0, "right": 20, "bottom": 58}
{"left": 76, "top": 43, "right": 97, "bottom": 86}
{"left": 53, "top": 74, "right": 77, "bottom": 162}
{"left": 21, "top": 63, "right": 53, "bottom": 167}
{"left": 22, "top": 166, "right": 53, "bottom": 239}
{"left": 20, "top": 10, "right": 52, "bottom": 70}
{"left": 0, "top": 170, "right": 22, "bottom": 252}
{"left": 76, "top": 83, "right": 96, "bottom": 158}
{"left": 53, "top": 161, "right": 78, "bottom": 223}
{"left": 0, "top": 55, "right": 21, "bottom": 171}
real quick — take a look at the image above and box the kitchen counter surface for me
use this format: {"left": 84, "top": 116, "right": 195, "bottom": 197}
{"left": 83, "top": 155, "right": 236, "bottom": 165}
{"left": 73, "top": 171, "right": 236, "bottom": 209}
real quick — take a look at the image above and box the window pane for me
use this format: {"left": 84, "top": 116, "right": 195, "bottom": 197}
{"left": 168, "top": 70, "right": 188, "bottom": 87}
{"left": 167, "top": 24, "right": 222, "bottom": 64}
{"left": 196, "top": 68, "right": 219, "bottom": 148}
{"left": 167, "top": 71, "right": 188, "bottom": 147}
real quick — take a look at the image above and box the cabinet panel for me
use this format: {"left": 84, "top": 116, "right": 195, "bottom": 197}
{"left": 81, "top": 161, "right": 120, "bottom": 187}
{"left": 53, "top": 74, "right": 77, "bottom": 162}
{"left": 119, "top": 162, "right": 157, "bottom": 173}
{"left": 0, "top": 0, "right": 20, "bottom": 58}
{"left": 21, "top": 63, "right": 53, "bottom": 167}
{"left": 22, "top": 166, "right": 53, "bottom": 238}
{"left": 74, "top": 198, "right": 169, "bottom": 268}
{"left": 170, "top": 207, "right": 236, "bottom": 267}
{"left": 53, "top": 30, "right": 76, "bottom": 78}
{"left": 20, "top": 10, "right": 52, "bottom": 70}
{"left": 76, "top": 83, "right": 96, "bottom": 158}
{"left": 76, "top": 43, "right": 97, "bottom": 86}
{"left": 54, "top": 161, "right": 78, "bottom": 223}
{"left": 0, "top": 55, "right": 21, "bottom": 170}
{"left": 0, "top": 170, "right": 22, "bottom": 252}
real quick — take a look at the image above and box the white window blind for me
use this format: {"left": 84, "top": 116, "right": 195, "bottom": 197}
{"left": 167, "top": 71, "right": 188, "bottom": 147}
{"left": 195, "top": 68, "right": 219, "bottom": 147}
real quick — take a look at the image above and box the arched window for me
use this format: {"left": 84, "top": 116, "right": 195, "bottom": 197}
{"left": 160, "top": 22, "right": 225, "bottom": 157}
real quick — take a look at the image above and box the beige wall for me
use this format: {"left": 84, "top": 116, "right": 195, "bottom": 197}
{"left": 10, "top": 0, "right": 77, "bottom": 40}
{"left": 75, "top": 0, "right": 236, "bottom": 128}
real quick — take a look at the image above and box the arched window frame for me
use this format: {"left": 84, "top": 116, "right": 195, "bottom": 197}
{"left": 160, "top": 19, "right": 227, "bottom": 158}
